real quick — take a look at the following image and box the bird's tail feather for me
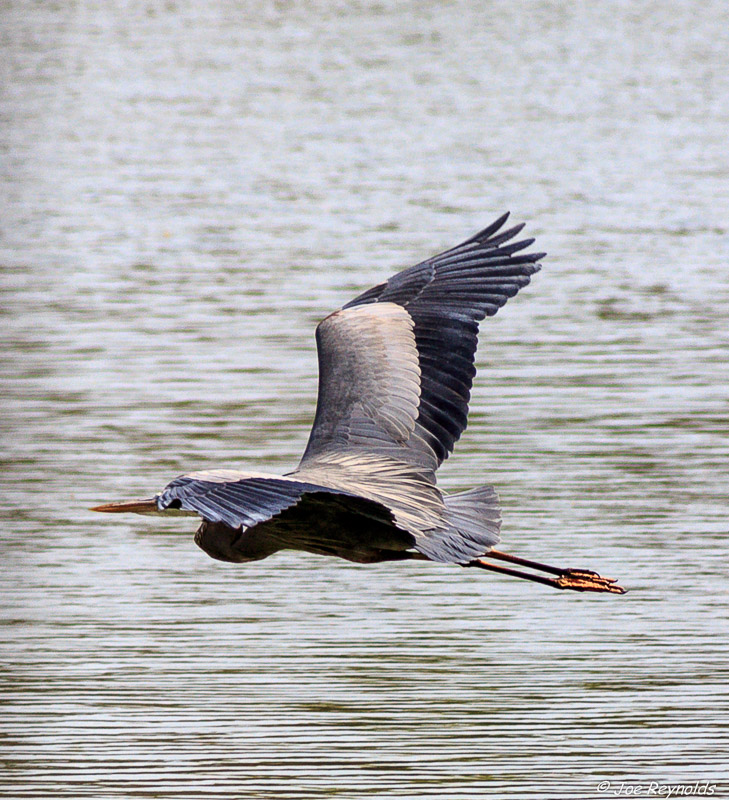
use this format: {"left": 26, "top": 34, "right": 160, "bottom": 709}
{"left": 415, "top": 484, "right": 501, "bottom": 564}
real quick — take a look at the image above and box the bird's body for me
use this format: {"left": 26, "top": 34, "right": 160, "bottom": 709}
{"left": 94, "top": 214, "right": 625, "bottom": 594}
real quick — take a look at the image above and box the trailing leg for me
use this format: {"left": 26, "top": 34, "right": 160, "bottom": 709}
{"left": 466, "top": 551, "right": 626, "bottom": 594}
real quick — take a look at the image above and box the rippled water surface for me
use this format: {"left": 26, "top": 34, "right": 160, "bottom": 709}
{"left": 2, "top": 1, "right": 729, "bottom": 797}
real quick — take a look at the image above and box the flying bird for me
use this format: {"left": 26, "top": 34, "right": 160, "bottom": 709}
{"left": 93, "top": 213, "right": 625, "bottom": 594}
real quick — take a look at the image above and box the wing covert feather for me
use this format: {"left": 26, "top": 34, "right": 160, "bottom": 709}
{"left": 299, "top": 303, "right": 426, "bottom": 465}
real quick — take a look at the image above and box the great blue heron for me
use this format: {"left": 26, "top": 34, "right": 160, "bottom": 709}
{"left": 93, "top": 214, "right": 625, "bottom": 594}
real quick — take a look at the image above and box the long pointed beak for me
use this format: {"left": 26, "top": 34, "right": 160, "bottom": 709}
{"left": 90, "top": 498, "right": 159, "bottom": 514}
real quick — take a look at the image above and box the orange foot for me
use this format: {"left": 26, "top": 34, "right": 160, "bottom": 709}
{"left": 554, "top": 569, "right": 626, "bottom": 594}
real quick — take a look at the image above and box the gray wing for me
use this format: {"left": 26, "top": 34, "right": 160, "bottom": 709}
{"left": 157, "top": 471, "right": 332, "bottom": 529}
{"left": 299, "top": 213, "right": 544, "bottom": 474}
{"left": 156, "top": 469, "right": 417, "bottom": 563}
{"left": 300, "top": 302, "right": 423, "bottom": 467}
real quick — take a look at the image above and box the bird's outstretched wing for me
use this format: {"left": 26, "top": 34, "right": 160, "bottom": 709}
{"left": 157, "top": 470, "right": 327, "bottom": 530}
{"left": 298, "top": 213, "right": 544, "bottom": 476}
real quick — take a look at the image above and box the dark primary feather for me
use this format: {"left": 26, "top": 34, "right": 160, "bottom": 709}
{"left": 341, "top": 212, "right": 544, "bottom": 467}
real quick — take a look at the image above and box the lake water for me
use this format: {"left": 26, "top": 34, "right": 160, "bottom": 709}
{"left": 2, "top": 1, "right": 728, "bottom": 797}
